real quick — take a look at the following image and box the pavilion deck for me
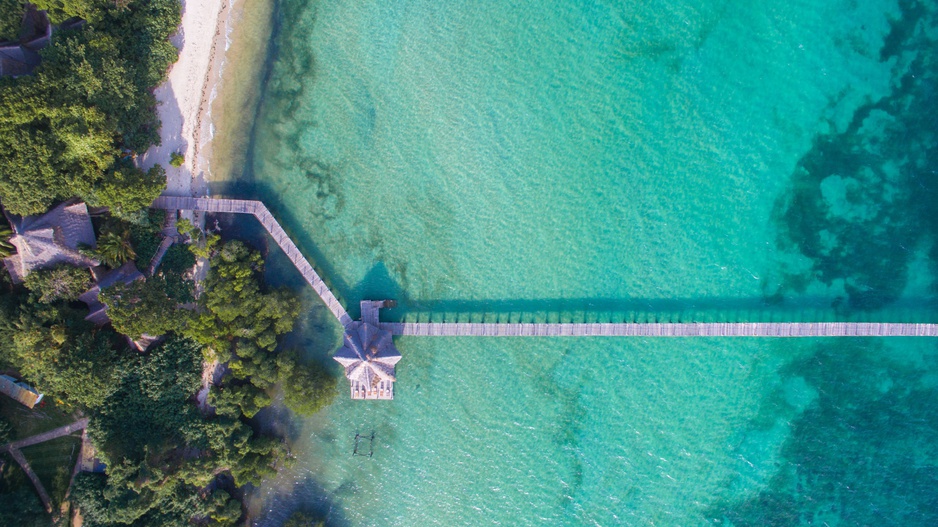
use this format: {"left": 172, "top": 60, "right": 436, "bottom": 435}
{"left": 350, "top": 379, "right": 394, "bottom": 400}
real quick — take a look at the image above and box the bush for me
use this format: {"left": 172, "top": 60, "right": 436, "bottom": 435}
{"left": 169, "top": 151, "right": 185, "bottom": 167}
{"left": 0, "top": 0, "right": 23, "bottom": 43}
{"left": 92, "top": 164, "right": 167, "bottom": 218}
{"left": 23, "top": 264, "right": 92, "bottom": 303}
{"left": 277, "top": 351, "right": 336, "bottom": 417}
{"left": 129, "top": 210, "right": 165, "bottom": 265}
{"left": 100, "top": 278, "right": 190, "bottom": 339}
{"left": 0, "top": 0, "right": 181, "bottom": 215}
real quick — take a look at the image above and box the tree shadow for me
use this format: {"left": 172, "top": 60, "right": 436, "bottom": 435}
{"left": 251, "top": 475, "right": 351, "bottom": 527}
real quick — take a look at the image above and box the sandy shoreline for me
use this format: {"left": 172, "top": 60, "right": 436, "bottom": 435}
{"left": 138, "top": 0, "right": 233, "bottom": 198}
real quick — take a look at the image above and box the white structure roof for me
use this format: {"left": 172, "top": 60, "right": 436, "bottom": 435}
{"left": 3, "top": 202, "right": 98, "bottom": 283}
{"left": 334, "top": 319, "right": 401, "bottom": 400}
{"left": 0, "top": 375, "right": 43, "bottom": 408}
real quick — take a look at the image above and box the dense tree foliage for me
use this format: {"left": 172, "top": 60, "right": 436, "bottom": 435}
{"left": 95, "top": 228, "right": 136, "bottom": 267}
{"left": 277, "top": 351, "right": 336, "bottom": 417}
{"left": 100, "top": 277, "right": 189, "bottom": 339}
{"left": 0, "top": 233, "right": 335, "bottom": 525}
{"left": 78, "top": 336, "right": 290, "bottom": 524}
{"left": 31, "top": 0, "right": 105, "bottom": 24}
{"left": 23, "top": 263, "right": 92, "bottom": 303}
{"left": 127, "top": 209, "right": 165, "bottom": 265}
{"left": 91, "top": 164, "right": 166, "bottom": 218}
{"left": 0, "top": 0, "right": 22, "bottom": 42}
{"left": 0, "top": 415, "right": 12, "bottom": 444}
{"left": 0, "top": 0, "right": 180, "bottom": 215}
{"left": 0, "top": 486, "right": 48, "bottom": 527}
{"left": 188, "top": 240, "right": 299, "bottom": 365}
{"left": 186, "top": 240, "right": 334, "bottom": 422}
{"left": 0, "top": 291, "right": 125, "bottom": 409}
{"left": 154, "top": 243, "right": 196, "bottom": 300}
{"left": 31, "top": 330, "right": 126, "bottom": 409}
{"left": 88, "top": 336, "right": 202, "bottom": 463}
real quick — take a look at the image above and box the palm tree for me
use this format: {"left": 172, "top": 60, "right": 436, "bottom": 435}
{"left": 96, "top": 230, "right": 136, "bottom": 267}
{"left": 0, "top": 225, "right": 14, "bottom": 259}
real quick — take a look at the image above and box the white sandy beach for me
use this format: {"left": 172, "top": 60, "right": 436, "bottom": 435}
{"left": 138, "top": 0, "right": 232, "bottom": 198}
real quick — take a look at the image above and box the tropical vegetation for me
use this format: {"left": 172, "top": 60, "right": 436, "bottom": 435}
{"left": 0, "top": 0, "right": 176, "bottom": 215}
{"left": 0, "top": 0, "right": 337, "bottom": 524}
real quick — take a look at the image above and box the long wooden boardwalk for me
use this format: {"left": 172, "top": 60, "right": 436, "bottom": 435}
{"left": 150, "top": 197, "right": 938, "bottom": 338}
{"left": 379, "top": 322, "right": 938, "bottom": 337}
{"left": 151, "top": 196, "right": 352, "bottom": 325}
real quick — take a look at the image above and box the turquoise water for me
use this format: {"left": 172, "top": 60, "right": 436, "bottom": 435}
{"left": 229, "top": 0, "right": 938, "bottom": 524}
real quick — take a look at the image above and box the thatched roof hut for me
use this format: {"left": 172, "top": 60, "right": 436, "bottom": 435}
{"left": 334, "top": 303, "right": 402, "bottom": 400}
{"left": 0, "top": 45, "right": 41, "bottom": 76}
{"left": 3, "top": 201, "right": 98, "bottom": 283}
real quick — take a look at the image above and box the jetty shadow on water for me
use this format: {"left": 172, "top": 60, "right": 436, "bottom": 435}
{"left": 207, "top": 180, "right": 938, "bottom": 325}
{"left": 394, "top": 296, "right": 938, "bottom": 324}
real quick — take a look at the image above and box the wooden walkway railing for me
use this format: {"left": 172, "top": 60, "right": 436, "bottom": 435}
{"left": 379, "top": 322, "right": 938, "bottom": 337}
{"left": 151, "top": 196, "right": 352, "bottom": 325}
{"left": 150, "top": 197, "right": 938, "bottom": 338}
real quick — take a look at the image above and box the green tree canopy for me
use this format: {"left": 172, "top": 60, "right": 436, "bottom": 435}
{"left": 0, "top": 96, "right": 117, "bottom": 215}
{"left": 88, "top": 336, "right": 203, "bottom": 465}
{"left": 277, "top": 351, "right": 336, "bottom": 417}
{"left": 0, "top": 0, "right": 22, "bottom": 43}
{"left": 23, "top": 263, "right": 92, "bottom": 303}
{"left": 1, "top": 294, "right": 127, "bottom": 409}
{"left": 30, "top": 0, "right": 107, "bottom": 24}
{"left": 186, "top": 241, "right": 299, "bottom": 366}
{"left": 42, "top": 330, "right": 127, "bottom": 409}
{"left": 0, "top": 0, "right": 180, "bottom": 215}
{"left": 94, "top": 228, "right": 136, "bottom": 268}
{"left": 91, "top": 164, "right": 166, "bottom": 218}
{"left": 99, "top": 277, "right": 189, "bottom": 339}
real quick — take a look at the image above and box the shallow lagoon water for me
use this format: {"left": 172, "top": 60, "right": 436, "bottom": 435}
{"left": 223, "top": 0, "right": 938, "bottom": 524}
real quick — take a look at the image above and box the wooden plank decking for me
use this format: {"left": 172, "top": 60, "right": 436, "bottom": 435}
{"left": 151, "top": 196, "right": 352, "bottom": 325}
{"left": 381, "top": 322, "right": 938, "bottom": 337}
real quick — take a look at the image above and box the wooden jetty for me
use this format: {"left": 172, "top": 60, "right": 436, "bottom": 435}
{"left": 378, "top": 322, "right": 938, "bottom": 337}
{"left": 150, "top": 196, "right": 938, "bottom": 339}
{"left": 151, "top": 196, "right": 352, "bottom": 326}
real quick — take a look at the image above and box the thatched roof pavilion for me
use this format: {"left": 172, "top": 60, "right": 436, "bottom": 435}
{"left": 334, "top": 301, "right": 401, "bottom": 400}
{"left": 3, "top": 201, "right": 99, "bottom": 283}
